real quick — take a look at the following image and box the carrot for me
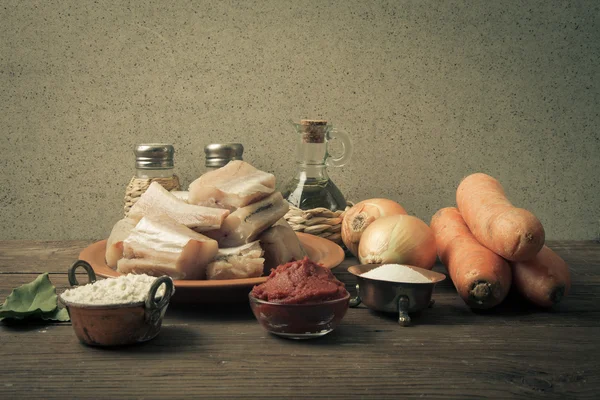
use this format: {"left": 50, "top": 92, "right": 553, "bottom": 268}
{"left": 511, "top": 245, "right": 571, "bottom": 307}
{"left": 456, "top": 173, "right": 545, "bottom": 261}
{"left": 430, "top": 207, "right": 512, "bottom": 309}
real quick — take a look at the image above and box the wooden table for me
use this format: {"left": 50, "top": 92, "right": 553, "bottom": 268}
{"left": 1, "top": 241, "right": 598, "bottom": 399}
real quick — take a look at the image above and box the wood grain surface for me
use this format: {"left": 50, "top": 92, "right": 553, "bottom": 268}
{"left": 1, "top": 240, "right": 599, "bottom": 399}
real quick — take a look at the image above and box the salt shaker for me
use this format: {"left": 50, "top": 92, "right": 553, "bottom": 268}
{"left": 124, "top": 143, "right": 181, "bottom": 216}
{"left": 134, "top": 144, "right": 177, "bottom": 179}
{"left": 204, "top": 143, "right": 244, "bottom": 170}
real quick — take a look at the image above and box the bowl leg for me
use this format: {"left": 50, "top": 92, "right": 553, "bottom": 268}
{"left": 398, "top": 296, "right": 411, "bottom": 326}
{"left": 349, "top": 283, "right": 362, "bottom": 308}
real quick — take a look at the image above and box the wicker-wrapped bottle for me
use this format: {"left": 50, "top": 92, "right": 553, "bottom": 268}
{"left": 281, "top": 119, "right": 353, "bottom": 244}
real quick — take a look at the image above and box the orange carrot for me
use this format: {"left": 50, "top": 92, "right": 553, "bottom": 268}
{"left": 456, "top": 173, "right": 545, "bottom": 261}
{"left": 430, "top": 207, "right": 512, "bottom": 309}
{"left": 511, "top": 245, "right": 571, "bottom": 307}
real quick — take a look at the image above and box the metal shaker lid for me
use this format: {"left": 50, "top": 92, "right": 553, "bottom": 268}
{"left": 204, "top": 143, "right": 244, "bottom": 168}
{"left": 134, "top": 143, "right": 174, "bottom": 169}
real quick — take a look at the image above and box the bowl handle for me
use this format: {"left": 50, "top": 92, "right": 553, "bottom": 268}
{"left": 349, "top": 283, "right": 362, "bottom": 307}
{"left": 68, "top": 260, "right": 97, "bottom": 287}
{"left": 145, "top": 276, "right": 174, "bottom": 323}
{"left": 398, "top": 295, "right": 411, "bottom": 326}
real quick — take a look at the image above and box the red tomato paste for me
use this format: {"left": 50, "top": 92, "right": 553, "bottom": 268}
{"left": 251, "top": 257, "right": 348, "bottom": 304}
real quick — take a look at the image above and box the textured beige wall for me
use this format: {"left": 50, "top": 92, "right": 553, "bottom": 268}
{"left": 1, "top": 0, "right": 598, "bottom": 240}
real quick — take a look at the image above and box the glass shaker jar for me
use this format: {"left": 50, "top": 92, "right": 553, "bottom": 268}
{"left": 204, "top": 143, "right": 244, "bottom": 171}
{"left": 123, "top": 143, "right": 181, "bottom": 216}
{"left": 134, "top": 143, "right": 177, "bottom": 179}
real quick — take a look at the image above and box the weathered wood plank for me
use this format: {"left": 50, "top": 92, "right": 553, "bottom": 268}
{"left": 0, "top": 241, "right": 599, "bottom": 399}
{"left": 0, "top": 240, "right": 95, "bottom": 273}
{"left": 0, "top": 316, "right": 597, "bottom": 399}
{"left": 1, "top": 247, "right": 598, "bottom": 330}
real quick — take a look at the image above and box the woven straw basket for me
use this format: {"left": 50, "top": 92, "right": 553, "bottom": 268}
{"left": 123, "top": 176, "right": 181, "bottom": 216}
{"left": 283, "top": 202, "right": 353, "bottom": 246}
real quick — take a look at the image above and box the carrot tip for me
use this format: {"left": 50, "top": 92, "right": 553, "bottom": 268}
{"left": 469, "top": 281, "right": 492, "bottom": 304}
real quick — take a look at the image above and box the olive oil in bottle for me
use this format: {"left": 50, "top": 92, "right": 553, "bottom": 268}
{"left": 282, "top": 120, "right": 352, "bottom": 212}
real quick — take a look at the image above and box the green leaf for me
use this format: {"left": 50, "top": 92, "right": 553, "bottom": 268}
{"left": 0, "top": 273, "right": 61, "bottom": 320}
{"left": 42, "top": 307, "right": 70, "bottom": 322}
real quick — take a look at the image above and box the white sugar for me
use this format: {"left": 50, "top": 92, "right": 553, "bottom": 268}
{"left": 361, "top": 264, "right": 431, "bottom": 284}
{"left": 61, "top": 274, "right": 166, "bottom": 305}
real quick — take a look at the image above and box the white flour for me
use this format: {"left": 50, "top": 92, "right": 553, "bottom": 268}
{"left": 61, "top": 274, "right": 166, "bottom": 305}
{"left": 361, "top": 264, "right": 431, "bottom": 283}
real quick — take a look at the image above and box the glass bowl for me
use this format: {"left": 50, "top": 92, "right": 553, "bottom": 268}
{"left": 248, "top": 293, "right": 350, "bottom": 339}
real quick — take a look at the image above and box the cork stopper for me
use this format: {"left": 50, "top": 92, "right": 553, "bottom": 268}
{"left": 300, "top": 119, "right": 328, "bottom": 143}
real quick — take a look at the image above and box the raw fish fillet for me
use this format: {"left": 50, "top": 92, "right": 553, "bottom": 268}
{"left": 188, "top": 160, "right": 276, "bottom": 210}
{"left": 128, "top": 182, "right": 229, "bottom": 232}
{"left": 171, "top": 191, "right": 189, "bottom": 202}
{"left": 259, "top": 224, "right": 307, "bottom": 274}
{"left": 117, "top": 215, "right": 218, "bottom": 280}
{"left": 105, "top": 218, "right": 137, "bottom": 269}
{"left": 206, "top": 192, "right": 289, "bottom": 247}
{"left": 206, "top": 241, "right": 265, "bottom": 280}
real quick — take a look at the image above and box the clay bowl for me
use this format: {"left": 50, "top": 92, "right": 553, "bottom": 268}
{"left": 59, "top": 260, "right": 174, "bottom": 346}
{"left": 348, "top": 264, "right": 446, "bottom": 326}
{"left": 248, "top": 292, "right": 350, "bottom": 340}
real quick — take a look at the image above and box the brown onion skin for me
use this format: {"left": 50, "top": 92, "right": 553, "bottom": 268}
{"left": 358, "top": 215, "right": 437, "bottom": 270}
{"left": 341, "top": 198, "right": 407, "bottom": 257}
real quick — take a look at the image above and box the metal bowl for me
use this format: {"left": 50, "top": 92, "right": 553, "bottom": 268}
{"left": 59, "top": 260, "right": 174, "bottom": 346}
{"left": 348, "top": 264, "right": 446, "bottom": 326}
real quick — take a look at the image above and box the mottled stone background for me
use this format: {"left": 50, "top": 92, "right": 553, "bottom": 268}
{"left": 1, "top": 0, "right": 598, "bottom": 240}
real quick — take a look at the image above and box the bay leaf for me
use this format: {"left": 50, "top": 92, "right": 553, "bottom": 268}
{"left": 0, "top": 273, "right": 70, "bottom": 322}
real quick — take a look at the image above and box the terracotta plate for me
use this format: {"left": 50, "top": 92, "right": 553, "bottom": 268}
{"left": 79, "top": 232, "right": 345, "bottom": 304}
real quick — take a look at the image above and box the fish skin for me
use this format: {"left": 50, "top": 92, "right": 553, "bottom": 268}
{"left": 206, "top": 241, "right": 265, "bottom": 280}
{"left": 128, "top": 182, "right": 229, "bottom": 231}
{"left": 105, "top": 218, "right": 137, "bottom": 269}
{"left": 206, "top": 192, "right": 289, "bottom": 248}
{"left": 117, "top": 215, "right": 218, "bottom": 280}
{"left": 188, "top": 160, "right": 276, "bottom": 210}
{"left": 259, "top": 224, "right": 307, "bottom": 275}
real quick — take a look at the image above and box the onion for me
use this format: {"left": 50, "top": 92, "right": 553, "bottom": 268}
{"left": 341, "top": 198, "right": 407, "bottom": 257}
{"left": 358, "top": 215, "right": 437, "bottom": 270}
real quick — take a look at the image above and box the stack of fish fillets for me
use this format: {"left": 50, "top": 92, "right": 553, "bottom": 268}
{"left": 106, "top": 161, "right": 306, "bottom": 280}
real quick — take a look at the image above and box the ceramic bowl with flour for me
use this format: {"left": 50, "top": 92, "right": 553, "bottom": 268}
{"left": 59, "top": 260, "right": 174, "bottom": 346}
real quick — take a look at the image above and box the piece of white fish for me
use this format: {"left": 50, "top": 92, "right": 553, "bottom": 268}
{"left": 188, "top": 160, "right": 276, "bottom": 210}
{"left": 206, "top": 192, "right": 289, "bottom": 247}
{"left": 171, "top": 191, "right": 189, "bottom": 202}
{"left": 105, "top": 218, "right": 137, "bottom": 269}
{"left": 117, "top": 215, "right": 218, "bottom": 280}
{"left": 259, "top": 224, "right": 306, "bottom": 274}
{"left": 127, "top": 182, "right": 229, "bottom": 232}
{"left": 206, "top": 241, "right": 265, "bottom": 280}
